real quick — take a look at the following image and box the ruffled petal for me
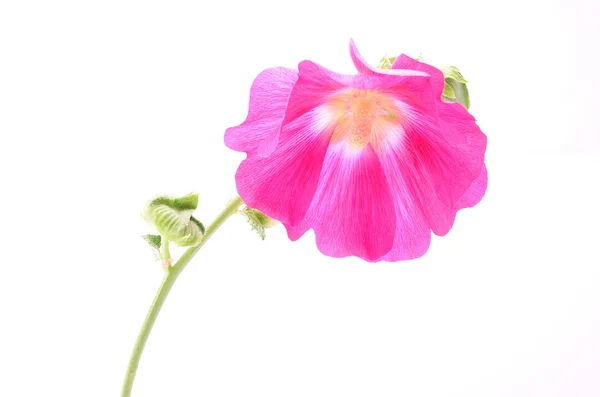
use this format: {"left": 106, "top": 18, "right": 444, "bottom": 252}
{"left": 372, "top": 98, "right": 486, "bottom": 237}
{"left": 235, "top": 109, "right": 334, "bottom": 226}
{"left": 390, "top": 55, "right": 487, "bottom": 235}
{"left": 417, "top": 163, "right": 488, "bottom": 237}
{"left": 300, "top": 144, "right": 396, "bottom": 262}
{"left": 225, "top": 67, "right": 298, "bottom": 156}
{"left": 284, "top": 219, "right": 310, "bottom": 241}
{"left": 282, "top": 59, "right": 435, "bottom": 135}
{"left": 437, "top": 100, "right": 480, "bottom": 145}
{"left": 455, "top": 164, "right": 488, "bottom": 210}
{"left": 349, "top": 39, "right": 431, "bottom": 78}
{"left": 376, "top": 146, "right": 432, "bottom": 261}
{"left": 349, "top": 39, "right": 379, "bottom": 76}
{"left": 391, "top": 54, "right": 446, "bottom": 99}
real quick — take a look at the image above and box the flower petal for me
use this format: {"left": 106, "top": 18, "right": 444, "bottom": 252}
{"left": 392, "top": 54, "right": 445, "bottom": 99}
{"left": 301, "top": 144, "right": 396, "bottom": 261}
{"left": 419, "top": 163, "right": 488, "bottom": 237}
{"left": 225, "top": 67, "right": 298, "bottom": 157}
{"left": 373, "top": 100, "right": 486, "bottom": 237}
{"left": 455, "top": 164, "right": 488, "bottom": 210}
{"left": 377, "top": 150, "right": 485, "bottom": 261}
{"left": 284, "top": 59, "right": 434, "bottom": 130}
{"left": 235, "top": 109, "right": 334, "bottom": 226}
{"left": 284, "top": 219, "right": 310, "bottom": 241}
{"left": 376, "top": 147, "right": 432, "bottom": 261}
{"left": 349, "top": 39, "right": 379, "bottom": 76}
{"left": 437, "top": 100, "right": 480, "bottom": 145}
{"left": 392, "top": 56, "right": 487, "bottom": 234}
{"left": 349, "top": 39, "right": 432, "bottom": 78}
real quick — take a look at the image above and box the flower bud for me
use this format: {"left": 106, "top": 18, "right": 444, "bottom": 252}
{"left": 251, "top": 209, "right": 278, "bottom": 229}
{"left": 241, "top": 207, "right": 278, "bottom": 240}
{"left": 142, "top": 193, "right": 205, "bottom": 247}
{"left": 440, "top": 65, "right": 470, "bottom": 110}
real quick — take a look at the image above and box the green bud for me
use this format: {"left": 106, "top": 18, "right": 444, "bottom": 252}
{"left": 252, "top": 210, "right": 278, "bottom": 229}
{"left": 142, "top": 193, "right": 205, "bottom": 247}
{"left": 376, "top": 56, "right": 397, "bottom": 70}
{"left": 440, "top": 65, "right": 470, "bottom": 110}
{"left": 241, "top": 207, "right": 278, "bottom": 240}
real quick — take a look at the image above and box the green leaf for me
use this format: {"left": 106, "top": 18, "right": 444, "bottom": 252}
{"left": 143, "top": 234, "right": 162, "bottom": 251}
{"left": 173, "top": 193, "right": 198, "bottom": 210}
{"left": 443, "top": 81, "right": 456, "bottom": 99}
{"left": 242, "top": 208, "right": 266, "bottom": 240}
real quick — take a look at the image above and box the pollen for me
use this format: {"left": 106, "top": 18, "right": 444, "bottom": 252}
{"left": 329, "top": 89, "right": 398, "bottom": 150}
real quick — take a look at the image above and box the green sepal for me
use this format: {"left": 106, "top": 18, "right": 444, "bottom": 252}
{"left": 452, "top": 78, "right": 470, "bottom": 110}
{"left": 443, "top": 81, "right": 456, "bottom": 99}
{"left": 173, "top": 193, "right": 199, "bottom": 210}
{"left": 440, "top": 66, "right": 471, "bottom": 110}
{"left": 442, "top": 66, "right": 468, "bottom": 83}
{"left": 142, "top": 193, "right": 204, "bottom": 247}
{"left": 149, "top": 193, "right": 198, "bottom": 211}
{"left": 143, "top": 234, "right": 162, "bottom": 252}
{"left": 241, "top": 207, "right": 266, "bottom": 240}
{"left": 190, "top": 216, "right": 205, "bottom": 235}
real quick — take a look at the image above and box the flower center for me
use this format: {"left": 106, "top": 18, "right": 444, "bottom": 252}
{"left": 328, "top": 89, "right": 397, "bottom": 150}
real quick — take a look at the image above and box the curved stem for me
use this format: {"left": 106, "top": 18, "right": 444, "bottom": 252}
{"left": 121, "top": 196, "right": 244, "bottom": 397}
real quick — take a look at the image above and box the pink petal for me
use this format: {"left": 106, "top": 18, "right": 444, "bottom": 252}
{"left": 422, "top": 104, "right": 487, "bottom": 235}
{"left": 391, "top": 55, "right": 487, "bottom": 234}
{"left": 284, "top": 219, "right": 310, "bottom": 241}
{"left": 281, "top": 61, "right": 348, "bottom": 125}
{"left": 225, "top": 67, "right": 298, "bottom": 157}
{"left": 378, "top": 158, "right": 486, "bottom": 262}
{"left": 376, "top": 147, "right": 432, "bottom": 261}
{"left": 455, "top": 164, "right": 488, "bottom": 210}
{"left": 392, "top": 54, "right": 445, "bottom": 99}
{"left": 373, "top": 102, "right": 486, "bottom": 237}
{"left": 436, "top": 101, "right": 479, "bottom": 146}
{"left": 235, "top": 109, "right": 334, "bottom": 226}
{"left": 409, "top": 103, "right": 485, "bottom": 205}
{"left": 301, "top": 144, "right": 396, "bottom": 262}
{"left": 349, "top": 39, "right": 379, "bottom": 75}
{"left": 419, "top": 163, "right": 488, "bottom": 237}
{"left": 349, "top": 39, "right": 431, "bottom": 78}
{"left": 283, "top": 60, "right": 432, "bottom": 127}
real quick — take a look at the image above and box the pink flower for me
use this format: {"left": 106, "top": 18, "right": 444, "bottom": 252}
{"left": 225, "top": 40, "right": 487, "bottom": 262}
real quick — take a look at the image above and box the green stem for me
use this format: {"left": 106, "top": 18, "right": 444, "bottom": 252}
{"left": 160, "top": 238, "right": 171, "bottom": 268}
{"left": 121, "top": 196, "right": 244, "bottom": 397}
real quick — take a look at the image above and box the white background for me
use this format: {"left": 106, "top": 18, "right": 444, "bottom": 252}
{"left": 1, "top": 0, "right": 599, "bottom": 396}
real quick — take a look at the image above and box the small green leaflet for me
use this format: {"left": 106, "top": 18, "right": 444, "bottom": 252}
{"left": 143, "top": 234, "right": 162, "bottom": 252}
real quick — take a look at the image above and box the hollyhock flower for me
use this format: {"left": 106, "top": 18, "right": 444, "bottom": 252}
{"left": 225, "top": 40, "right": 487, "bottom": 262}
